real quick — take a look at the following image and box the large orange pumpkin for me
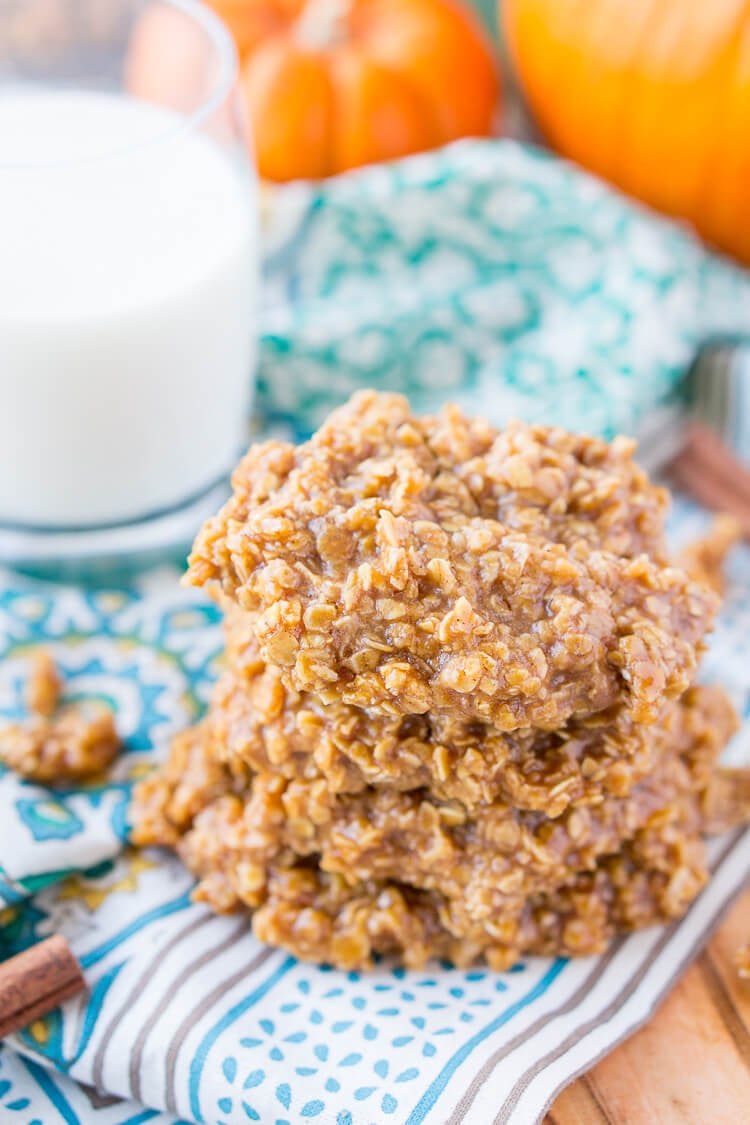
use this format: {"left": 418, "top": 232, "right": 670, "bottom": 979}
{"left": 209, "top": 0, "right": 500, "bottom": 180}
{"left": 504, "top": 0, "right": 750, "bottom": 264}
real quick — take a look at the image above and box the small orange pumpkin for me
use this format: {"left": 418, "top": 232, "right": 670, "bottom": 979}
{"left": 209, "top": 0, "right": 500, "bottom": 181}
{"left": 504, "top": 0, "right": 750, "bottom": 264}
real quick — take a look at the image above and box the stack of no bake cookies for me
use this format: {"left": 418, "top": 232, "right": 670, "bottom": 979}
{"left": 134, "top": 392, "right": 750, "bottom": 970}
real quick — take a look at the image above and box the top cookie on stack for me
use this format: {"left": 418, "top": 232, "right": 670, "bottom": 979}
{"left": 188, "top": 391, "right": 715, "bottom": 730}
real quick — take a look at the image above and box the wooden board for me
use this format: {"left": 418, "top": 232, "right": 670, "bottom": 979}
{"left": 546, "top": 885, "right": 750, "bottom": 1125}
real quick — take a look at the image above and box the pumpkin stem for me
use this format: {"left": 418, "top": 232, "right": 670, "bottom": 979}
{"left": 295, "top": 0, "right": 351, "bottom": 49}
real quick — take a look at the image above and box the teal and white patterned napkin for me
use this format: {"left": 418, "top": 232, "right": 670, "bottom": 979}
{"left": 0, "top": 575, "right": 219, "bottom": 916}
{"left": 258, "top": 140, "right": 750, "bottom": 443}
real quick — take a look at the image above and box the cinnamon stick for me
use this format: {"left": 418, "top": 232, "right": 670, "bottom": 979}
{"left": 671, "top": 455, "right": 750, "bottom": 538}
{"left": 670, "top": 424, "right": 750, "bottom": 540}
{"left": 0, "top": 935, "right": 86, "bottom": 1038}
{"left": 683, "top": 422, "right": 750, "bottom": 505}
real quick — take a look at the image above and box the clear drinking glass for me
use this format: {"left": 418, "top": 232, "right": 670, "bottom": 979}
{"left": 0, "top": 0, "right": 257, "bottom": 569}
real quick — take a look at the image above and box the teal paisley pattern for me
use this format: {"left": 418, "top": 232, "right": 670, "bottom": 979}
{"left": 15, "top": 799, "right": 84, "bottom": 842}
{"left": 0, "top": 575, "right": 222, "bottom": 908}
{"left": 259, "top": 140, "right": 750, "bottom": 441}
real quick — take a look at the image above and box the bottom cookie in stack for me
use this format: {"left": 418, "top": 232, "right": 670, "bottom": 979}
{"left": 132, "top": 674, "right": 750, "bottom": 971}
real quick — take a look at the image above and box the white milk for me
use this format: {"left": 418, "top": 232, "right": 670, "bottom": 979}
{"left": 0, "top": 90, "right": 257, "bottom": 528}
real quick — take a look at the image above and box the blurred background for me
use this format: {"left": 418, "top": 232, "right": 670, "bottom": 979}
{"left": 472, "top": 0, "right": 497, "bottom": 36}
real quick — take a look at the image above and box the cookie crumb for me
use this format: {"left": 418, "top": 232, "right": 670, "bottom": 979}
{"left": 680, "top": 515, "right": 741, "bottom": 595}
{"left": 25, "top": 649, "right": 62, "bottom": 717}
{"left": 1, "top": 654, "right": 121, "bottom": 784}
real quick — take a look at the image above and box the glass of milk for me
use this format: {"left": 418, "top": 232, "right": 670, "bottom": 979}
{"left": 0, "top": 0, "right": 257, "bottom": 568}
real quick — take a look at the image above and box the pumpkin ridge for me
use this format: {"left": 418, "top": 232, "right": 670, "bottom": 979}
{"left": 697, "top": 12, "right": 750, "bottom": 257}
{"left": 505, "top": 0, "right": 750, "bottom": 262}
{"left": 600, "top": 0, "right": 658, "bottom": 187}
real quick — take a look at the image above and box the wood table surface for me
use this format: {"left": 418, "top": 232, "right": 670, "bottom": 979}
{"left": 545, "top": 885, "right": 750, "bottom": 1125}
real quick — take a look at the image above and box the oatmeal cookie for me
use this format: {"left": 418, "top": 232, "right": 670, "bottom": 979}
{"left": 131, "top": 719, "right": 238, "bottom": 846}
{"left": 132, "top": 683, "right": 740, "bottom": 966}
{"left": 215, "top": 609, "right": 735, "bottom": 815}
{"left": 0, "top": 653, "right": 121, "bottom": 784}
{"left": 247, "top": 812, "right": 710, "bottom": 972}
{"left": 188, "top": 393, "right": 717, "bottom": 729}
{"left": 0, "top": 706, "right": 120, "bottom": 784}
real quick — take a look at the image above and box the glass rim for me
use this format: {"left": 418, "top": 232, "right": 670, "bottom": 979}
{"left": 0, "top": 0, "right": 241, "bottom": 170}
